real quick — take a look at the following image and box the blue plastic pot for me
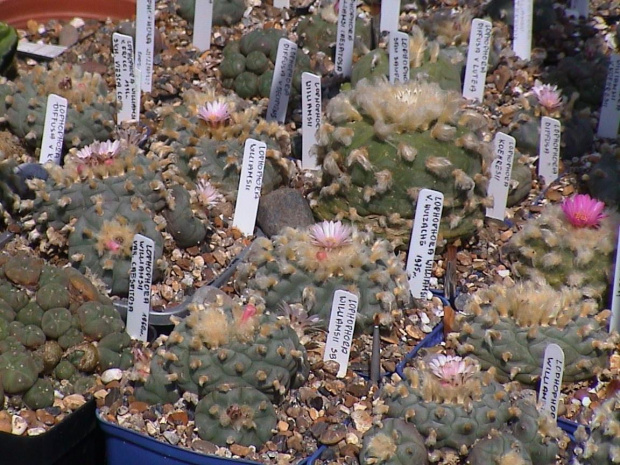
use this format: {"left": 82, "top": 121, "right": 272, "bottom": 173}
{"left": 98, "top": 411, "right": 325, "bottom": 465}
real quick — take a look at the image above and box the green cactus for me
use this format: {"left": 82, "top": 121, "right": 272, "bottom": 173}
{"left": 235, "top": 221, "right": 411, "bottom": 331}
{"left": 503, "top": 200, "right": 619, "bottom": 301}
{"left": 97, "top": 331, "right": 133, "bottom": 370}
{"left": 36, "top": 283, "right": 72, "bottom": 311}
{"left": 41, "top": 307, "right": 74, "bottom": 339}
{"left": 0, "top": 350, "right": 41, "bottom": 394}
{"left": 574, "top": 392, "right": 620, "bottom": 464}
{"left": 77, "top": 301, "right": 125, "bottom": 340}
{"left": 0, "top": 63, "right": 116, "bottom": 149}
{"left": 220, "top": 28, "right": 313, "bottom": 106}
{"left": 136, "top": 294, "right": 308, "bottom": 405}
{"left": 359, "top": 418, "right": 428, "bottom": 465}
{"left": 176, "top": 0, "right": 245, "bottom": 26}
{"left": 0, "top": 22, "right": 17, "bottom": 78}
{"left": 451, "top": 280, "right": 618, "bottom": 384}
{"left": 16, "top": 302, "right": 45, "bottom": 327}
{"left": 23, "top": 378, "right": 54, "bottom": 409}
{"left": 587, "top": 152, "right": 620, "bottom": 209}
{"left": 67, "top": 200, "right": 164, "bottom": 296}
{"left": 379, "top": 355, "right": 512, "bottom": 452}
{"left": 194, "top": 385, "right": 277, "bottom": 447}
{"left": 310, "top": 78, "right": 497, "bottom": 247}
{"left": 467, "top": 433, "right": 533, "bottom": 465}
{"left": 350, "top": 26, "right": 465, "bottom": 91}
{"left": 153, "top": 89, "right": 295, "bottom": 201}
{"left": 162, "top": 185, "right": 208, "bottom": 249}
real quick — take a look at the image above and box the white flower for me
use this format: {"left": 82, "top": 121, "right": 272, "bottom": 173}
{"left": 308, "top": 220, "right": 353, "bottom": 249}
{"left": 196, "top": 179, "right": 223, "bottom": 207}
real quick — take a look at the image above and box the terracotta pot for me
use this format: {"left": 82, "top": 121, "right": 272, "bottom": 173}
{"left": 0, "top": 0, "right": 136, "bottom": 28}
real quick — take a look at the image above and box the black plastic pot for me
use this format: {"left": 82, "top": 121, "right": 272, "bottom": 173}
{"left": 0, "top": 398, "right": 104, "bottom": 465}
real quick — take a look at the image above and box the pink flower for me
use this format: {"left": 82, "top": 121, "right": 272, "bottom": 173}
{"left": 75, "top": 140, "right": 121, "bottom": 165}
{"left": 196, "top": 179, "right": 223, "bottom": 207}
{"left": 561, "top": 194, "right": 607, "bottom": 228}
{"left": 308, "top": 221, "right": 353, "bottom": 250}
{"left": 428, "top": 354, "right": 477, "bottom": 387}
{"left": 531, "top": 80, "right": 563, "bottom": 112}
{"left": 197, "top": 101, "right": 230, "bottom": 126}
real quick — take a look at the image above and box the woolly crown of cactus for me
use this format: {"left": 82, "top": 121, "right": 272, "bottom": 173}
{"left": 461, "top": 279, "right": 600, "bottom": 328}
{"left": 398, "top": 356, "right": 493, "bottom": 408}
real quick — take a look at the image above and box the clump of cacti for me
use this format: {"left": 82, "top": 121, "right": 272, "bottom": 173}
{"left": 194, "top": 384, "right": 277, "bottom": 447}
{"left": 573, "top": 392, "right": 620, "bottom": 464}
{"left": 0, "top": 63, "right": 116, "bottom": 149}
{"left": 176, "top": 0, "right": 246, "bottom": 26}
{"left": 0, "top": 22, "right": 17, "bottom": 78}
{"left": 309, "top": 77, "right": 528, "bottom": 247}
{"left": 136, "top": 293, "right": 308, "bottom": 405}
{"left": 503, "top": 194, "right": 620, "bottom": 301}
{"left": 351, "top": 26, "right": 465, "bottom": 91}
{"left": 450, "top": 280, "right": 618, "bottom": 384}
{"left": 359, "top": 418, "right": 428, "bottom": 465}
{"left": 0, "top": 253, "right": 132, "bottom": 409}
{"left": 153, "top": 89, "right": 295, "bottom": 200}
{"left": 219, "top": 28, "right": 313, "bottom": 106}
{"left": 235, "top": 221, "right": 411, "bottom": 331}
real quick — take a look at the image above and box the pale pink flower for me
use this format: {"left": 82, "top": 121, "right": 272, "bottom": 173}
{"left": 197, "top": 100, "right": 230, "bottom": 126}
{"left": 561, "top": 194, "right": 607, "bottom": 229}
{"left": 308, "top": 220, "right": 353, "bottom": 249}
{"left": 428, "top": 354, "right": 477, "bottom": 387}
{"left": 531, "top": 80, "right": 563, "bottom": 112}
{"left": 75, "top": 140, "right": 121, "bottom": 165}
{"left": 196, "top": 179, "right": 223, "bottom": 207}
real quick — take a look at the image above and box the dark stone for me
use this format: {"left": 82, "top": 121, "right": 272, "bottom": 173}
{"left": 257, "top": 188, "right": 315, "bottom": 237}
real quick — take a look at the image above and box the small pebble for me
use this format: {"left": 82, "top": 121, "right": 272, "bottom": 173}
{"left": 101, "top": 368, "right": 124, "bottom": 384}
{"left": 11, "top": 415, "right": 28, "bottom": 435}
{"left": 63, "top": 394, "right": 87, "bottom": 410}
{"left": 163, "top": 430, "right": 180, "bottom": 445}
{"left": 230, "top": 444, "right": 251, "bottom": 456}
{"left": 27, "top": 427, "right": 46, "bottom": 436}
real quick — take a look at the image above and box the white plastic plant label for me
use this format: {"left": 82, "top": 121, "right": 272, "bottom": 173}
{"left": 597, "top": 54, "right": 620, "bottom": 139}
{"left": 389, "top": 31, "right": 409, "bottom": 84}
{"left": 538, "top": 116, "right": 561, "bottom": 185}
{"left": 112, "top": 33, "right": 139, "bottom": 123}
{"left": 192, "top": 0, "right": 214, "bottom": 51}
{"left": 407, "top": 189, "right": 444, "bottom": 299}
{"left": 380, "top": 0, "right": 400, "bottom": 33}
{"left": 232, "top": 139, "right": 267, "bottom": 235}
{"left": 135, "top": 0, "right": 155, "bottom": 92}
{"left": 301, "top": 72, "right": 321, "bottom": 170}
{"left": 486, "top": 132, "right": 515, "bottom": 220}
{"left": 463, "top": 18, "right": 492, "bottom": 102}
{"left": 17, "top": 41, "right": 67, "bottom": 60}
{"left": 334, "top": 0, "right": 356, "bottom": 78}
{"left": 39, "top": 94, "right": 67, "bottom": 165}
{"left": 538, "top": 343, "right": 565, "bottom": 421}
{"left": 323, "top": 290, "right": 359, "bottom": 378}
{"left": 266, "top": 39, "right": 298, "bottom": 123}
{"left": 513, "top": 0, "right": 533, "bottom": 61}
{"left": 274, "top": 0, "right": 290, "bottom": 7}
{"left": 609, "top": 226, "right": 620, "bottom": 333}
{"left": 570, "top": 0, "right": 589, "bottom": 17}
{"left": 126, "top": 234, "right": 155, "bottom": 341}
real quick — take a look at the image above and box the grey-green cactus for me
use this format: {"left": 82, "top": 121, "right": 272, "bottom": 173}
{"left": 574, "top": 392, "right": 620, "bottom": 464}
{"left": 359, "top": 418, "right": 428, "bottom": 465}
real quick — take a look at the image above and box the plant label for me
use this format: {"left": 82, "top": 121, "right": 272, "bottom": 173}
{"left": 192, "top": 0, "right": 214, "bottom": 51}
{"left": 112, "top": 33, "right": 139, "bottom": 123}
{"left": 538, "top": 343, "right": 565, "bottom": 421}
{"left": 538, "top": 116, "right": 561, "bottom": 185}
{"left": 266, "top": 38, "right": 297, "bottom": 123}
{"left": 407, "top": 189, "right": 444, "bottom": 299}
{"left": 389, "top": 31, "right": 409, "bottom": 84}
{"left": 597, "top": 54, "right": 620, "bottom": 139}
{"left": 513, "top": 0, "right": 533, "bottom": 61}
{"left": 486, "top": 132, "right": 515, "bottom": 220}
{"left": 135, "top": 0, "right": 155, "bottom": 93}
{"left": 323, "top": 290, "right": 359, "bottom": 378}
{"left": 334, "top": 0, "right": 356, "bottom": 78}
{"left": 609, "top": 226, "right": 620, "bottom": 333}
{"left": 39, "top": 94, "right": 67, "bottom": 165}
{"left": 17, "top": 41, "right": 67, "bottom": 60}
{"left": 274, "top": 0, "right": 290, "bottom": 7}
{"left": 463, "top": 18, "right": 492, "bottom": 102}
{"left": 301, "top": 72, "right": 321, "bottom": 170}
{"left": 380, "top": 0, "right": 400, "bottom": 33}
{"left": 126, "top": 234, "right": 155, "bottom": 341}
{"left": 232, "top": 139, "right": 267, "bottom": 235}
{"left": 570, "top": 0, "right": 589, "bottom": 17}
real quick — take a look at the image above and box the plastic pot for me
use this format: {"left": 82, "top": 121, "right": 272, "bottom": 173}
{"left": 0, "top": 0, "right": 136, "bottom": 28}
{"left": 0, "top": 398, "right": 104, "bottom": 465}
